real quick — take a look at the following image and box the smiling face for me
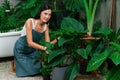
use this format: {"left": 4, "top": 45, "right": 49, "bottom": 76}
{"left": 40, "top": 9, "right": 52, "bottom": 23}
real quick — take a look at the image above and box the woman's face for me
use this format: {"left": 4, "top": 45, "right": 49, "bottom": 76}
{"left": 40, "top": 9, "right": 52, "bottom": 23}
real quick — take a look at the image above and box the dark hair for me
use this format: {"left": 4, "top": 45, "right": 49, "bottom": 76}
{"left": 34, "top": 3, "right": 52, "bottom": 19}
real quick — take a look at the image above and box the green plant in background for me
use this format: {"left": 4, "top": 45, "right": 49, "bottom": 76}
{"left": 0, "top": 0, "right": 47, "bottom": 32}
{"left": 15, "top": 0, "right": 45, "bottom": 24}
{"left": 62, "top": 0, "right": 100, "bottom": 36}
{"left": 62, "top": 0, "right": 84, "bottom": 12}
{"left": 0, "top": 0, "right": 20, "bottom": 32}
{"left": 83, "top": 0, "right": 99, "bottom": 36}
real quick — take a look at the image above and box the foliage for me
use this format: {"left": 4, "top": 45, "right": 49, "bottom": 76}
{"left": 0, "top": 0, "right": 20, "bottom": 32}
{"left": 83, "top": 0, "right": 99, "bottom": 36}
{"left": 0, "top": 0, "right": 47, "bottom": 32}
{"left": 39, "top": 16, "right": 120, "bottom": 80}
{"left": 15, "top": 0, "right": 45, "bottom": 24}
{"left": 86, "top": 28, "right": 120, "bottom": 80}
{"left": 62, "top": 0, "right": 84, "bottom": 12}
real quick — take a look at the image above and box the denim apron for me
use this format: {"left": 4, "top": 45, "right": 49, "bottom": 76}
{"left": 14, "top": 29, "right": 43, "bottom": 77}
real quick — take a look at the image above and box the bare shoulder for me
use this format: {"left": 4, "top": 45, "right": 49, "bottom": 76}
{"left": 25, "top": 18, "right": 35, "bottom": 28}
{"left": 26, "top": 18, "right": 35, "bottom": 23}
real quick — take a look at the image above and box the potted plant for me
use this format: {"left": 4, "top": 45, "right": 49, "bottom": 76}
{"left": 0, "top": 0, "right": 22, "bottom": 58}
{"left": 39, "top": 40, "right": 68, "bottom": 80}
{"left": 83, "top": 0, "right": 99, "bottom": 36}
{"left": 38, "top": 0, "right": 120, "bottom": 80}
{"left": 86, "top": 28, "right": 120, "bottom": 80}
{"left": 39, "top": 15, "right": 115, "bottom": 80}
{"left": 39, "top": 17, "right": 86, "bottom": 80}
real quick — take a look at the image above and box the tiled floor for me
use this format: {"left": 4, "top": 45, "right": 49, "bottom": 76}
{"left": 0, "top": 57, "right": 43, "bottom": 80}
{"left": 0, "top": 57, "right": 105, "bottom": 80}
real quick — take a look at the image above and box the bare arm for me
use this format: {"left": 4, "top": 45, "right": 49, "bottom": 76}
{"left": 25, "top": 19, "right": 46, "bottom": 50}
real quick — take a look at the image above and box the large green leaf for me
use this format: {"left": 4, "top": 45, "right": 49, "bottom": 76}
{"left": 77, "top": 48, "right": 87, "bottom": 59}
{"left": 61, "top": 17, "right": 84, "bottom": 33}
{"left": 48, "top": 48, "right": 66, "bottom": 62}
{"left": 62, "top": 0, "right": 84, "bottom": 12}
{"left": 66, "top": 63, "right": 80, "bottom": 80}
{"left": 87, "top": 50, "right": 109, "bottom": 72}
{"left": 83, "top": 0, "right": 99, "bottom": 36}
{"left": 77, "top": 45, "right": 92, "bottom": 59}
{"left": 48, "top": 55, "right": 66, "bottom": 67}
{"left": 110, "top": 42, "right": 120, "bottom": 52}
{"left": 58, "top": 37, "right": 72, "bottom": 47}
{"left": 109, "top": 52, "right": 120, "bottom": 65}
{"left": 23, "top": 0, "right": 36, "bottom": 9}
{"left": 94, "top": 27, "right": 112, "bottom": 37}
{"left": 106, "top": 68, "right": 120, "bottom": 80}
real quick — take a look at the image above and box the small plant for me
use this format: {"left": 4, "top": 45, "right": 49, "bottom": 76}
{"left": 83, "top": 0, "right": 99, "bottom": 36}
{"left": 0, "top": 0, "right": 21, "bottom": 32}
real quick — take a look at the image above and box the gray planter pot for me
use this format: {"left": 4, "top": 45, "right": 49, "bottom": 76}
{"left": 52, "top": 66, "right": 67, "bottom": 80}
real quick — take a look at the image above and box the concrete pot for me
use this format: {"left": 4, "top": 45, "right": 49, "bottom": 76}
{"left": 52, "top": 66, "right": 67, "bottom": 80}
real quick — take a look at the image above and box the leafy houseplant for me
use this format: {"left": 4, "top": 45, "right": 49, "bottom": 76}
{"left": 86, "top": 28, "right": 120, "bottom": 80}
{"left": 15, "top": 0, "right": 45, "bottom": 24}
{"left": 83, "top": 0, "right": 99, "bottom": 36}
{"left": 62, "top": 0, "right": 100, "bottom": 37}
{"left": 38, "top": 0, "right": 120, "bottom": 80}
{"left": 39, "top": 17, "right": 86, "bottom": 80}
{"left": 39, "top": 16, "right": 116, "bottom": 80}
{"left": 0, "top": 0, "right": 20, "bottom": 32}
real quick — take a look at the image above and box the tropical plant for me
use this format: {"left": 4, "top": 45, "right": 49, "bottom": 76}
{"left": 86, "top": 28, "right": 120, "bottom": 80}
{"left": 40, "top": 16, "right": 116, "bottom": 80}
{"left": 15, "top": 0, "right": 45, "bottom": 24}
{"left": 106, "top": 42, "right": 120, "bottom": 80}
{"left": 37, "top": 0, "right": 120, "bottom": 80}
{"left": 62, "top": 0, "right": 84, "bottom": 12}
{"left": 83, "top": 0, "right": 99, "bottom": 36}
{"left": 0, "top": 0, "right": 20, "bottom": 32}
{"left": 62, "top": 0, "right": 100, "bottom": 36}
{"left": 38, "top": 17, "right": 85, "bottom": 80}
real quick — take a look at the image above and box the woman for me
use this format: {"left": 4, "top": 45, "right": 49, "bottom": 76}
{"left": 13, "top": 3, "right": 58, "bottom": 77}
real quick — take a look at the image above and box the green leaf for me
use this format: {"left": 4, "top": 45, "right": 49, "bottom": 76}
{"left": 0, "top": 7, "right": 5, "bottom": 18}
{"left": 106, "top": 68, "right": 120, "bottom": 80}
{"left": 66, "top": 63, "right": 80, "bottom": 80}
{"left": 77, "top": 49, "right": 87, "bottom": 59}
{"left": 61, "top": 17, "right": 84, "bottom": 33}
{"left": 48, "top": 55, "right": 66, "bottom": 67}
{"left": 62, "top": 0, "right": 83, "bottom": 12}
{"left": 77, "top": 45, "right": 92, "bottom": 59}
{"left": 48, "top": 48, "right": 66, "bottom": 62}
{"left": 94, "top": 27, "right": 112, "bottom": 36}
{"left": 109, "top": 52, "right": 120, "bottom": 65}
{"left": 86, "top": 45, "right": 92, "bottom": 56}
{"left": 87, "top": 50, "right": 109, "bottom": 72}
{"left": 7, "top": 14, "right": 17, "bottom": 27}
{"left": 58, "top": 37, "right": 72, "bottom": 47}
{"left": 110, "top": 42, "right": 120, "bottom": 52}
